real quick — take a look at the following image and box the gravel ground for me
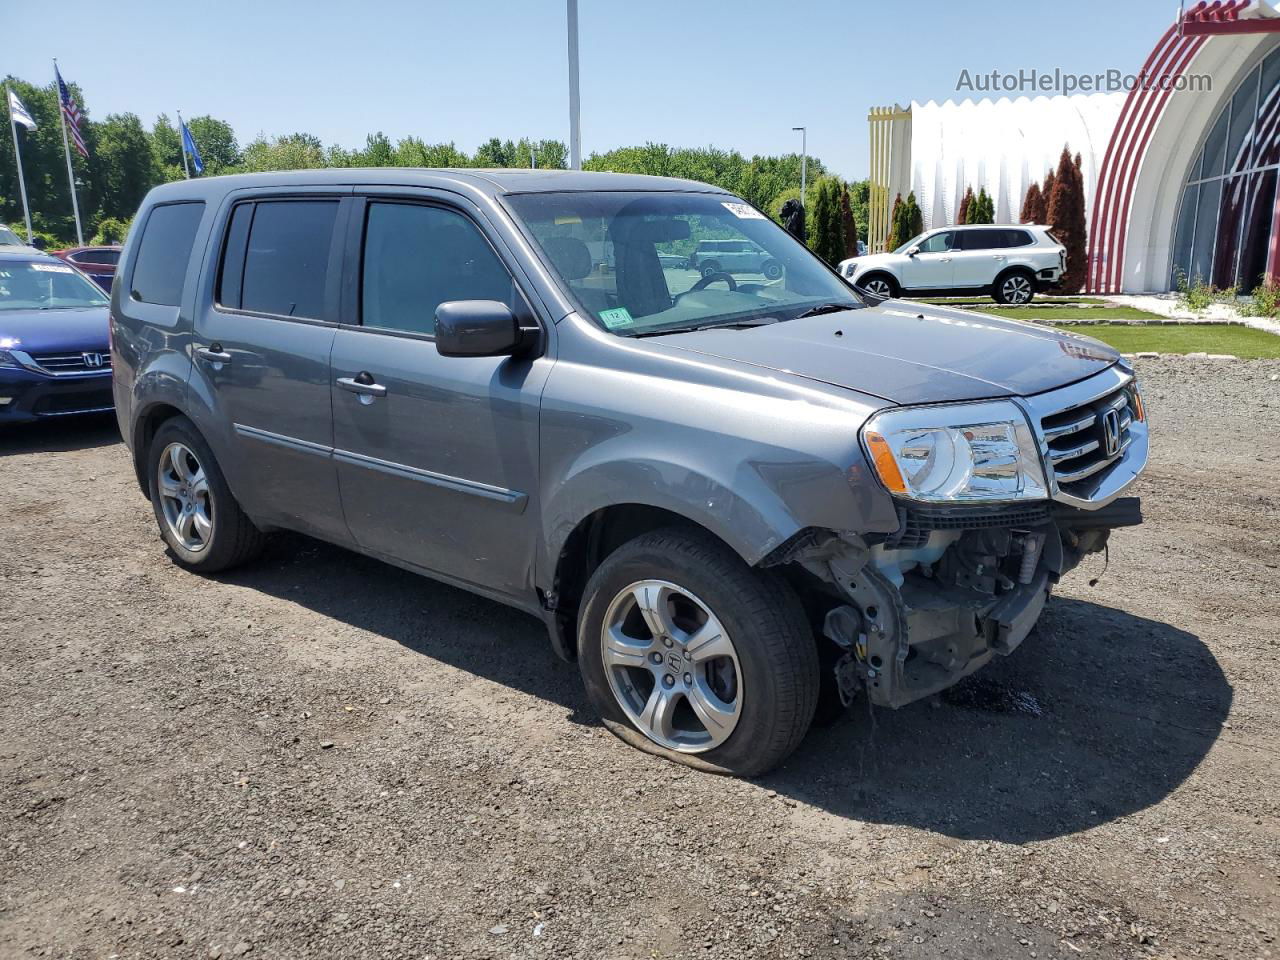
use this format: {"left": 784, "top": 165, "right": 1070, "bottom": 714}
{"left": 1, "top": 358, "right": 1277, "bottom": 960}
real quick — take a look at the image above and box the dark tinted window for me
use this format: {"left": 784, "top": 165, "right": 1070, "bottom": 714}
{"left": 1005, "top": 229, "right": 1034, "bottom": 247}
{"left": 131, "top": 202, "right": 204, "bottom": 306}
{"left": 361, "top": 202, "right": 514, "bottom": 336}
{"left": 958, "top": 230, "right": 1001, "bottom": 250}
{"left": 76, "top": 249, "right": 118, "bottom": 265}
{"left": 240, "top": 200, "right": 338, "bottom": 319}
{"left": 217, "top": 203, "right": 254, "bottom": 309}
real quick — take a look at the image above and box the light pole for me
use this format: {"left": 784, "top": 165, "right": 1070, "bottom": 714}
{"left": 567, "top": 0, "right": 582, "bottom": 170}
{"left": 792, "top": 126, "right": 807, "bottom": 206}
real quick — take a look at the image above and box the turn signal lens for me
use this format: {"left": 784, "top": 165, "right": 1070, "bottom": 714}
{"left": 1130, "top": 383, "right": 1146, "bottom": 422}
{"left": 864, "top": 429, "right": 907, "bottom": 495}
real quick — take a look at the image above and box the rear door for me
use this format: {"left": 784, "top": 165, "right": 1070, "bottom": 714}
{"left": 190, "top": 193, "right": 351, "bottom": 542}
{"left": 329, "top": 192, "right": 553, "bottom": 601}
{"left": 953, "top": 228, "right": 1011, "bottom": 287}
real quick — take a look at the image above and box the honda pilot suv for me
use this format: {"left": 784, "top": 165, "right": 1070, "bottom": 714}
{"left": 841, "top": 224, "right": 1066, "bottom": 304}
{"left": 112, "top": 170, "right": 1147, "bottom": 776}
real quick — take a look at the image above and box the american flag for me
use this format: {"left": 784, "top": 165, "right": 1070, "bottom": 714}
{"left": 55, "top": 65, "right": 88, "bottom": 158}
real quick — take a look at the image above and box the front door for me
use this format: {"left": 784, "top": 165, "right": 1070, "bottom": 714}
{"left": 900, "top": 230, "right": 956, "bottom": 290}
{"left": 330, "top": 196, "right": 552, "bottom": 601}
{"left": 191, "top": 195, "right": 349, "bottom": 542}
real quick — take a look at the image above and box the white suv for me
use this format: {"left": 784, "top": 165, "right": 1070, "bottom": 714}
{"left": 840, "top": 225, "right": 1066, "bottom": 304}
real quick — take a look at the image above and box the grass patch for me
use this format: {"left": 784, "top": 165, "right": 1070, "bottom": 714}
{"left": 1047, "top": 323, "right": 1280, "bottom": 359}
{"left": 982, "top": 305, "right": 1165, "bottom": 321}
{"left": 919, "top": 296, "right": 1107, "bottom": 307}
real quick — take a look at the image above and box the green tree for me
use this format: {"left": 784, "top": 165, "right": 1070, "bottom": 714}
{"left": 91, "top": 113, "right": 158, "bottom": 225}
{"left": 241, "top": 132, "right": 326, "bottom": 172}
{"left": 91, "top": 216, "right": 132, "bottom": 244}
{"left": 885, "top": 193, "right": 907, "bottom": 251}
{"left": 905, "top": 191, "right": 924, "bottom": 239}
{"left": 809, "top": 178, "right": 846, "bottom": 265}
{"left": 184, "top": 116, "right": 239, "bottom": 174}
{"left": 967, "top": 187, "right": 995, "bottom": 224}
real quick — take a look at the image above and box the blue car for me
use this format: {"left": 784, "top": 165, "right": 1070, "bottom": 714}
{"left": 0, "top": 249, "right": 114, "bottom": 424}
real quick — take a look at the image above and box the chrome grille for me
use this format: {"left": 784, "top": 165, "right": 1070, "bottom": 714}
{"left": 1040, "top": 384, "right": 1136, "bottom": 494}
{"left": 30, "top": 351, "right": 112, "bottom": 374}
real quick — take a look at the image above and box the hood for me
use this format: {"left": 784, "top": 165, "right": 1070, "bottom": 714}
{"left": 846, "top": 252, "right": 906, "bottom": 274}
{"left": 652, "top": 302, "right": 1119, "bottom": 404}
{"left": 0, "top": 307, "right": 110, "bottom": 355}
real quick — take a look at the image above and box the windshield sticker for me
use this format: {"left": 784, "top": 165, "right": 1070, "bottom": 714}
{"left": 31, "top": 263, "right": 74, "bottom": 273}
{"left": 721, "top": 202, "right": 766, "bottom": 220}
{"left": 598, "top": 307, "right": 635, "bottom": 329}
{"left": 554, "top": 215, "right": 583, "bottom": 225}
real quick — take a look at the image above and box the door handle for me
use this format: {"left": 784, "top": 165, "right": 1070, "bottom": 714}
{"left": 992, "top": 255, "right": 1006, "bottom": 261}
{"left": 195, "top": 344, "right": 232, "bottom": 364}
{"left": 939, "top": 257, "right": 951, "bottom": 263}
{"left": 336, "top": 375, "right": 387, "bottom": 398}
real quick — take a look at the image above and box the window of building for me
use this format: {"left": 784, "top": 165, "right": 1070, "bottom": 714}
{"left": 1173, "top": 46, "right": 1280, "bottom": 293}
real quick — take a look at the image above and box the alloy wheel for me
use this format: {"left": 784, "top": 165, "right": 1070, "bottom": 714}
{"left": 600, "top": 579, "right": 742, "bottom": 753}
{"left": 156, "top": 442, "right": 213, "bottom": 553}
{"left": 864, "top": 278, "right": 892, "bottom": 298}
{"left": 1003, "top": 275, "right": 1033, "bottom": 304}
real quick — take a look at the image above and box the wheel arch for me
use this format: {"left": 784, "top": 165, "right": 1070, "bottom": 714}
{"left": 129, "top": 401, "right": 188, "bottom": 497}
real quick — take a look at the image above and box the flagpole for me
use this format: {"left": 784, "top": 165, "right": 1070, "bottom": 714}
{"left": 177, "top": 111, "right": 191, "bottom": 179}
{"left": 53, "top": 59, "right": 84, "bottom": 246}
{"left": 6, "top": 86, "right": 34, "bottom": 244}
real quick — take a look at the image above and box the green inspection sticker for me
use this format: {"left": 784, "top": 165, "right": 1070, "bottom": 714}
{"left": 598, "top": 307, "right": 635, "bottom": 329}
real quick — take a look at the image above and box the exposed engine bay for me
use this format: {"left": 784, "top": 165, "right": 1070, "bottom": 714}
{"left": 770, "top": 498, "right": 1143, "bottom": 709}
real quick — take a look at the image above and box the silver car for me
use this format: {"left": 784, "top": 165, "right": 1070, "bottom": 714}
{"left": 112, "top": 170, "right": 1147, "bottom": 776}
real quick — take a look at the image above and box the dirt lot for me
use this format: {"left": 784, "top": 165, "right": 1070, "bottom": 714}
{"left": 1, "top": 358, "right": 1277, "bottom": 960}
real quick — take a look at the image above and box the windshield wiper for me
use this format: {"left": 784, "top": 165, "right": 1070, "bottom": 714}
{"left": 792, "top": 302, "right": 855, "bottom": 319}
{"left": 628, "top": 316, "right": 781, "bottom": 338}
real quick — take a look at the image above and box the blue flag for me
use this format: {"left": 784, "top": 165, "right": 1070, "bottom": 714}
{"left": 181, "top": 120, "right": 205, "bottom": 175}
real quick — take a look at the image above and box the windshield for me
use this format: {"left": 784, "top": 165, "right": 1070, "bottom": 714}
{"left": 0, "top": 260, "right": 110, "bottom": 310}
{"left": 0, "top": 225, "right": 25, "bottom": 247}
{"left": 505, "top": 191, "right": 862, "bottom": 336}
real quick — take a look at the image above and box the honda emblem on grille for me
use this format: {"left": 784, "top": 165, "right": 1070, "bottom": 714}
{"left": 82, "top": 352, "right": 104, "bottom": 368}
{"left": 1101, "top": 408, "right": 1122, "bottom": 457}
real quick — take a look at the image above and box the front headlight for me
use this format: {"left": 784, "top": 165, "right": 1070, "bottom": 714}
{"left": 861, "top": 400, "right": 1048, "bottom": 503}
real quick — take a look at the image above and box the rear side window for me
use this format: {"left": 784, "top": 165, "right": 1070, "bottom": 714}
{"left": 361, "top": 202, "right": 514, "bottom": 336}
{"left": 218, "top": 199, "right": 338, "bottom": 319}
{"left": 1005, "top": 229, "right": 1034, "bottom": 247}
{"left": 131, "top": 202, "right": 204, "bottom": 305}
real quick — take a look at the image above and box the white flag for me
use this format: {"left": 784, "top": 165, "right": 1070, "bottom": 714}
{"left": 7, "top": 89, "right": 36, "bottom": 131}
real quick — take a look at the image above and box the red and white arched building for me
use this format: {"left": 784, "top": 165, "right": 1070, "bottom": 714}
{"left": 868, "top": 1, "right": 1280, "bottom": 294}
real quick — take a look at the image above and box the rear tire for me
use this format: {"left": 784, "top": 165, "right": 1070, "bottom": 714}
{"left": 700, "top": 261, "right": 722, "bottom": 279}
{"left": 577, "top": 528, "right": 819, "bottom": 777}
{"left": 994, "top": 269, "right": 1036, "bottom": 305}
{"left": 147, "top": 416, "right": 266, "bottom": 573}
{"left": 762, "top": 259, "right": 783, "bottom": 281}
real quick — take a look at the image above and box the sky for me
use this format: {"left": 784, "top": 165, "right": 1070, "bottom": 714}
{"left": 6, "top": 0, "right": 1178, "bottom": 180}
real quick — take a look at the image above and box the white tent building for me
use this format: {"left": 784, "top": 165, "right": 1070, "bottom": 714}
{"left": 907, "top": 95, "right": 1124, "bottom": 230}
{"left": 867, "top": 0, "right": 1280, "bottom": 294}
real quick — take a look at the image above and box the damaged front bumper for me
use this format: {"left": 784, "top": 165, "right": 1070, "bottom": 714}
{"left": 791, "top": 497, "right": 1142, "bottom": 709}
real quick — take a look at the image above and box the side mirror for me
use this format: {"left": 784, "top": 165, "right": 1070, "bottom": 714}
{"left": 906, "top": 245, "right": 920, "bottom": 257}
{"left": 435, "top": 300, "right": 524, "bottom": 358}
{"left": 30, "top": 236, "right": 47, "bottom": 250}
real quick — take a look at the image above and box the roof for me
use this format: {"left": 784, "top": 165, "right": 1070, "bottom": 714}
{"left": 141, "top": 168, "right": 732, "bottom": 206}
{"left": 0, "top": 248, "right": 59, "bottom": 263}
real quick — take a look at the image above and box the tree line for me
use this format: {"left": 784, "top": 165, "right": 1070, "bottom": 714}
{"left": 1, "top": 73, "right": 870, "bottom": 260}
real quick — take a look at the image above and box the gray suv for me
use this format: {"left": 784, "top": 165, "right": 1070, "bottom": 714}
{"left": 689, "top": 238, "right": 782, "bottom": 280}
{"left": 112, "top": 170, "right": 1148, "bottom": 776}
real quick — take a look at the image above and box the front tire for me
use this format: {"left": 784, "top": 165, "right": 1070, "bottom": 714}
{"left": 148, "top": 416, "right": 265, "bottom": 573}
{"left": 859, "top": 273, "right": 898, "bottom": 299}
{"left": 994, "top": 270, "right": 1036, "bottom": 305}
{"left": 700, "top": 260, "right": 722, "bottom": 279}
{"left": 577, "top": 528, "right": 819, "bottom": 777}
{"left": 762, "top": 259, "right": 783, "bottom": 281}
